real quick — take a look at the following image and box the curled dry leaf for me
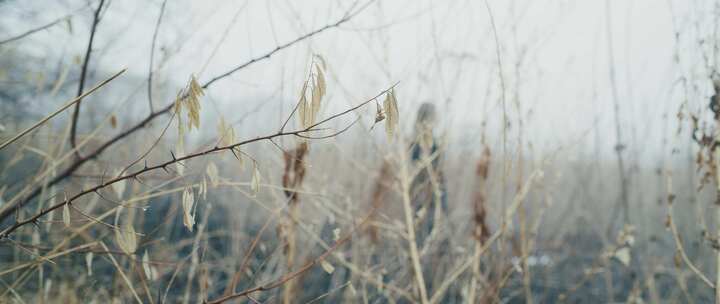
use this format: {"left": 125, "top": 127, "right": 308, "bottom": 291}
{"left": 174, "top": 75, "right": 204, "bottom": 136}
{"left": 375, "top": 101, "right": 385, "bottom": 123}
{"left": 383, "top": 89, "right": 399, "bottom": 137}
{"left": 182, "top": 187, "right": 195, "bottom": 232}
{"left": 186, "top": 76, "right": 203, "bottom": 130}
{"left": 206, "top": 162, "right": 220, "bottom": 188}
{"left": 297, "top": 62, "right": 328, "bottom": 130}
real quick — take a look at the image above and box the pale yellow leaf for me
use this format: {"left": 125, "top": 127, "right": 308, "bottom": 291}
{"left": 251, "top": 162, "right": 260, "bottom": 196}
{"left": 142, "top": 250, "right": 153, "bottom": 280}
{"left": 314, "top": 54, "right": 328, "bottom": 71}
{"left": 115, "top": 224, "right": 137, "bottom": 255}
{"left": 316, "top": 63, "right": 326, "bottom": 98}
{"left": 187, "top": 75, "right": 203, "bottom": 130}
{"left": 62, "top": 203, "right": 71, "bottom": 227}
{"left": 311, "top": 83, "right": 322, "bottom": 124}
{"left": 232, "top": 147, "right": 245, "bottom": 169}
{"left": 320, "top": 259, "right": 335, "bottom": 274}
{"left": 175, "top": 142, "right": 185, "bottom": 176}
{"left": 217, "top": 117, "right": 235, "bottom": 146}
{"left": 112, "top": 170, "right": 126, "bottom": 198}
{"left": 206, "top": 162, "right": 220, "bottom": 188}
{"left": 333, "top": 228, "right": 341, "bottom": 242}
{"left": 297, "top": 82, "right": 310, "bottom": 129}
{"left": 200, "top": 177, "right": 208, "bottom": 200}
{"left": 348, "top": 283, "right": 357, "bottom": 295}
{"left": 614, "top": 247, "right": 631, "bottom": 267}
{"left": 86, "top": 252, "right": 93, "bottom": 276}
{"left": 182, "top": 187, "right": 195, "bottom": 232}
{"left": 383, "top": 90, "right": 399, "bottom": 137}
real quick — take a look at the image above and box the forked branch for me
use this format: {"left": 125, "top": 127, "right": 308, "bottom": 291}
{"left": 0, "top": 83, "right": 396, "bottom": 239}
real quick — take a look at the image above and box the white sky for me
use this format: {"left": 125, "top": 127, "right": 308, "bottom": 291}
{"left": 1, "top": 0, "right": 716, "bottom": 164}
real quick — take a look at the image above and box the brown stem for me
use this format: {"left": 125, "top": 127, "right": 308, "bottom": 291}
{"left": 205, "top": 206, "right": 376, "bottom": 304}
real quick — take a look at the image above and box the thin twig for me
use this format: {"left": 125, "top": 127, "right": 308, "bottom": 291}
{"left": 69, "top": 0, "right": 106, "bottom": 159}
{"left": 205, "top": 206, "right": 376, "bottom": 304}
{"left": 0, "top": 84, "right": 395, "bottom": 239}
{"left": 0, "top": 69, "right": 126, "bottom": 151}
{"left": 0, "top": 10, "right": 364, "bottom": 223}
{"left": 147, "top": 0, "right": 168, "bottom": 113}
{"left": 0, "top": 14, "right": 72, "bottom": 45}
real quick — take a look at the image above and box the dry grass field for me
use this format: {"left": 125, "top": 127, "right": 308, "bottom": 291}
{"left": 1, "top": 0, "right": 719, "bottom": 303}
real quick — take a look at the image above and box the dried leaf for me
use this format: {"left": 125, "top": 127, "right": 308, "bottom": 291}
{"left": 174, "top": 75, "right": 204, "bottom": 133}
{"left": 348, "top": 283, "right": 357, "bottom": 296}
{"left": 320, "top": 259, "right": 335, "bottom": 274}
{"left": 333, "top": 228, "right": 341, "bottom": 242}
{"left": 200, "top": 177, "right": 208, "bottom": 200}
{"left": 316, "top": 63, "right": 326, "bottom": 98}
{"left": 62, "top": 203, "right": 71, "bottom": 227}
{"left": 175, "top": 142, "right": 185, "bottom": 176}
{"left": 112, "top": 170, "right": 126, "bottom": 198}
{"left": 115, "top": 224, "right": 137, "bottom": 255}
{"left": 182, "top": 187, "right": 195, "bottom": 232}
{"left": 142, "top": 250, "right": 153, "bottom": 280}
{"left": 314, "top": 54, "right": 328, "bottom": 71}
{"left": 206, "top": 162, "right": 220, "bottom": 188}
{"left": 217, "top": 117, "right": 235, "bottom": 146}
{"left": 311, "top": 83, "right": 322, "bottom": 124}
{"left": 297, "top": 82, "right": 310, "bottom": 129}
{"left": 374, "top": 101, "right": 385, "bottom": 123}
{"left": 110, "top": 115, "right": 117, "bottom": 128}
{"left": 86, "top": 252, "right": 93, "bottom": 276}
{"left": 251, "top": 162, "right": 260, "bottom": 196}
{"left": 383, "top": 89, "right": 399, "bottom": 137}
{"left": 614, "top": 247, "right": 631, "bottom": 267}
{"left": 187, "top": 75, "right": 203, "bottom": 130}
{"left": 150, "top": 266, "right": 159, "bottom": 281}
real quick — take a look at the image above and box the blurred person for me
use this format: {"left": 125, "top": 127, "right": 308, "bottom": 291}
{"left": 409, "top": 102, "right": 448, "bottom": 247}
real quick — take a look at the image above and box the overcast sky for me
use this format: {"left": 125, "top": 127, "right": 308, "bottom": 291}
{"left": 1, "top": 0, "right": 715, "bottom": 164}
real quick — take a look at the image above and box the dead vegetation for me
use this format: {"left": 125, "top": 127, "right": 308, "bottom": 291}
{"left": 2, "top": 0, "right": 720, "bottom": 303}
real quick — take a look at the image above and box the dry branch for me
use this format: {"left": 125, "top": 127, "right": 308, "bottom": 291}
{"left": 0, "top": 69, "right": 126, "bottom": 151}
{"left": 0, "top": 10, "right": 363, "bottom": 224}
{"left": 0, "top": 84, "right": 396, "bottom": 239}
